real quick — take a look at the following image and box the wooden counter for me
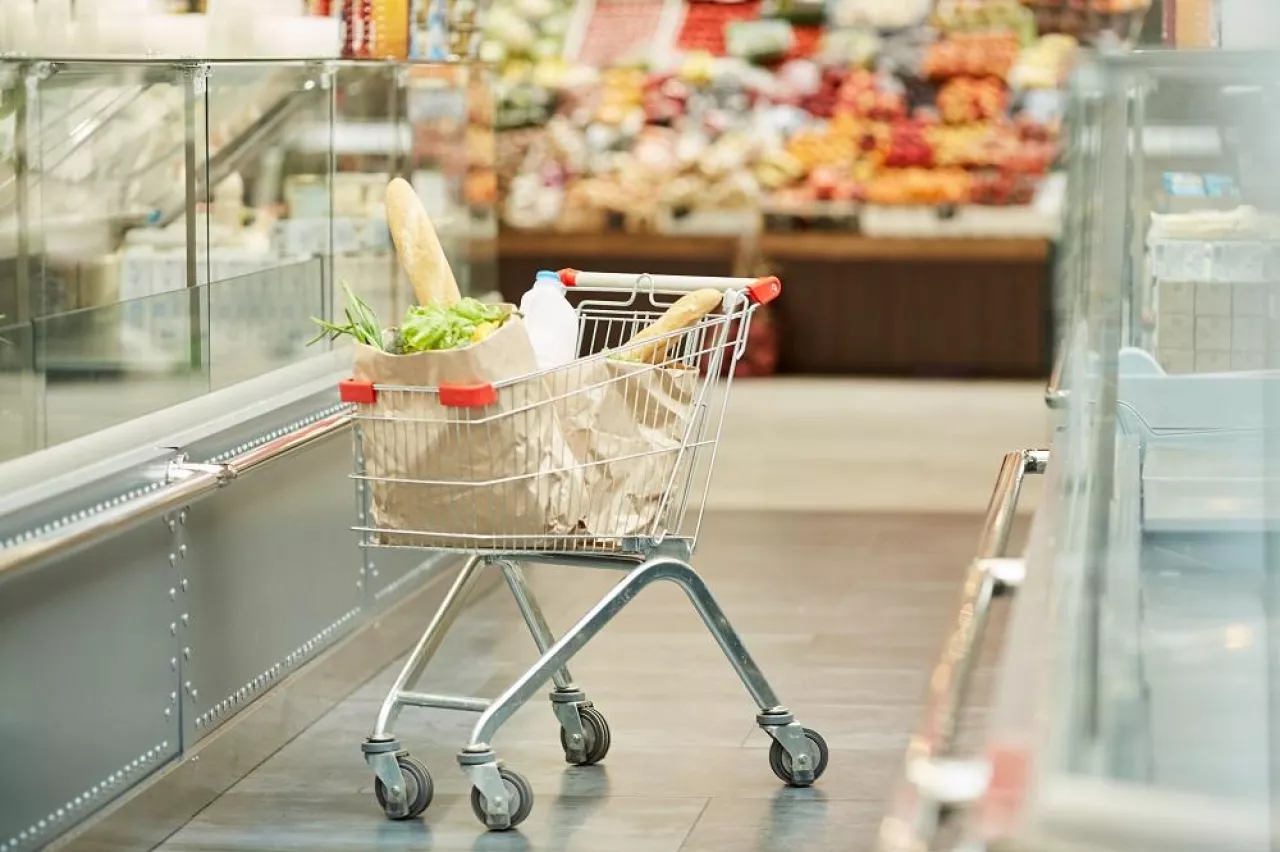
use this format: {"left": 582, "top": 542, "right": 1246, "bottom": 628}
{"left": 495, "top": 229, "right": 1053, "bottom": 379}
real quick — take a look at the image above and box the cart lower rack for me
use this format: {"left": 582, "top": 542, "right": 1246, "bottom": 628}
{"left": 339, "top": 269, "right": 828, "bottom": 831}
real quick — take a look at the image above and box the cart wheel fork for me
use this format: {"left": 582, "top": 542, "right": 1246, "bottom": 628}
{"left": 363, "top": 740, "right": 410, "bottom": 817}
{"left": 460, "top": 751, "right": 519, "bottom": 830}
{"left": 761, "top": 718, "right": 819, "bottom": 785}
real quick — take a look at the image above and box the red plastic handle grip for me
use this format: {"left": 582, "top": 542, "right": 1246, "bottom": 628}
{"left": 747, "top": 276, "right": 782, "bottom": 305}
{"left": 339, "top": 379, "right": 377, "bottom": 404}
{"left": 439, "top": 383, "right": 498, "bottom": 408}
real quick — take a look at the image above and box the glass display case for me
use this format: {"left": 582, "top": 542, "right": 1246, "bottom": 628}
{"left": 882, "top": 48, "right": 1280, "bottom": 852}
{"left": 0, "top": 57, "right": 497, "bottom": 465}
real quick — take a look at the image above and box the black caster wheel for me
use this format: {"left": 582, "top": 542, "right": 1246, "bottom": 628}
{"left": 559, "top": 705, "right": 612, "bottom": 766}
{"left": 768, "top": 727, "right": 829, "bottom": 788}
{"left": 470, "top": 766, "right": 534, "bottom": 831}
{"left": 373, "top": 754, "right": 434, "bottom": 820}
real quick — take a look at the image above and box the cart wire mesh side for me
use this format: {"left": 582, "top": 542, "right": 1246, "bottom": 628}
{"left": 344, "top": 270, "right": 828, "bottom": 833}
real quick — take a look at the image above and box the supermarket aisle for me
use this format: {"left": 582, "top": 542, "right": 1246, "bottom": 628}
{"left": 155, "top": 511, "right": 1006, "bottom": 852}
{"left": 139, "top": 377, "right": 1037, "bottom": 851}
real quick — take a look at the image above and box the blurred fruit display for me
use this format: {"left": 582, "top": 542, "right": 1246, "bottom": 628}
{"left": 575, "top": 0, "right": 670, "bottom": 67}
{"left": 482, "top": 0, "right": 1084, "bottom": 230}
{"left": 1018, "top": 0, "right": 1152, "bottom": 45}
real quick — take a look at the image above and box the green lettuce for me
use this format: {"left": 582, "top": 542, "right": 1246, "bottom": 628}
{"left": 398, "top": 299, "right": 511, "bottom": 354}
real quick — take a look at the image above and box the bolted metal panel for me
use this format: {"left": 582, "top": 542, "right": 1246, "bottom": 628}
{"left": 369, "top": 549, "right": 449, "bottom": 606}
{"left": 180, "top": 434, "right": 363, "bottom": 743}
{"left": 0, "top": 518, "right": 181, "bottom": 852}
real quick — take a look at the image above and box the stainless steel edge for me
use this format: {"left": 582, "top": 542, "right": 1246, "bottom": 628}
{"left": 0, "top": 411, "right": 351, "bottom": 582}
{"left": 877, "top": 449, "right": 1049, "bottom": 852}
{"left": 1045, "top": 342, "right": 1070, "bottom": 409}
{"left": 977, "top": 450, "right": 1050, "bottom": 561}
{"left": 222, "top": 411, "right": 351, "bottom": 479}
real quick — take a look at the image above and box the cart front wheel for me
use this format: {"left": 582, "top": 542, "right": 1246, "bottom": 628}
{"left": 470, "top": 766, "right": 534, "bottom": 831}
{"left": 768, "top": 728, "right": 829, "bottom": 787}
{"left": 374, "top": 755, "right": 434, "bottom": 820}
{"left": 560, "top": 705, "right": 612, "bottom": 766}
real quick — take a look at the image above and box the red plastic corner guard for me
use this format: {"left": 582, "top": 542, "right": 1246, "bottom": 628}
{"left": 746, "top": 276, "right": 782, "bottom": 305}
{"left": 439, "top": 383, "right": 498, "bottom": 408}
{"left": 339, "top": 379, "right": 377, "bottom": 404}
{"left": 557, "top": 268, "right": 579, "bottom": 286}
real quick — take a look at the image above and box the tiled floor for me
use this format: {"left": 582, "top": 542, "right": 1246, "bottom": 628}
{"left": 155, "top": 512, "right": 1014, "bottom": 852}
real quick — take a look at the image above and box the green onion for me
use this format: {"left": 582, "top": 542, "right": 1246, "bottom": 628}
{"left": 309, "top": 282, "right": 385, "bottom": 351}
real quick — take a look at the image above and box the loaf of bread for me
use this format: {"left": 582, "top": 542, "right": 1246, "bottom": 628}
{"left": 621, "top": 289, "right": 723, "bottom": 365}
{"left": 385, "top": 178, "right": 461, "bottom": 307}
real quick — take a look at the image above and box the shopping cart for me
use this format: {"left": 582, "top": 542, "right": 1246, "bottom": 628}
{"left": 338, "top": 270, "right": 828, "bottom": 831}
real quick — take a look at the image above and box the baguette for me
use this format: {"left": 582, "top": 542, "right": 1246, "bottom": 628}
{"left": 385, "top": 178, "right": 462, "bottom": 307}
{"left": 621, "top": 288, "right": 723, "bottom": 365}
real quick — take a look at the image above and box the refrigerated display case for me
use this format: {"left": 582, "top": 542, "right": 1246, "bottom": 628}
{"left": 880, "top": 48, "right": 1280, "bottom": 852}
{"left": 0, "top": 56, "right": 496, "bottom": 852}
{"left": 0, "top": 57, "right": 497, "bottom": 464}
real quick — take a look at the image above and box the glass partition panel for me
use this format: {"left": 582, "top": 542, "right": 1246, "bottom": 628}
{"left": 0, "top": 58, "right": 487, "bottom": 466}
{"left": 463, "top": 64, "right": 498, "bottom": 298}
{"left": 200, "top": 62, "right": 335, "bottom": 312}
{"left": 208, "top": 257, "right": 325, "bottom": 390}
{"left": 32, "top": 62, "right": 190, "bottom": 319}
{"left": 35, "top": 285, "right": 210, "bottom": 447}
{"left": 332, "top": 63, "right": 400, "bottom": 323}
{"left": 402, "top": 63, "right": 497, "bottom": 300}
{"left": 1, "top": 63, "right": 24, "bottom": 326}
{"left": 0, "top": 321, "right": 38, "bottom": 464}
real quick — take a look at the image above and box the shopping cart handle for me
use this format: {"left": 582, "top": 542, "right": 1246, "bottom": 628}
{"left": 558, "top": 269, "right": 782, "bottom": 305}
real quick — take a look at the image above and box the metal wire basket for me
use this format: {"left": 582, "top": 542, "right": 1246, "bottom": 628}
{"left": 342, "top": 271, "right": 780, "bottom": 558}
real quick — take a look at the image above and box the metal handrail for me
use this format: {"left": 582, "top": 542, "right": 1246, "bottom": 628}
{"left": 877, "top": 448, "right": 1049, "bottom": 852}
{"left": 0, "top": 411, "right": 351, "bottom": 582}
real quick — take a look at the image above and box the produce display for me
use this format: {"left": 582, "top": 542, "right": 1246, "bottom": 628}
{"left": 1019, "top": 0, "right": 1152, "bottom": 44}
{"left": 575, "top": 0, "right": 673, "bottom": 67}
{"left": 479, "top": 0, "right": 1114, "bottom": 232}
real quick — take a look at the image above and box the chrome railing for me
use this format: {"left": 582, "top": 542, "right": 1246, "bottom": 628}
{"left": 877, "top": 448, "right": 1049, "bottom": 852}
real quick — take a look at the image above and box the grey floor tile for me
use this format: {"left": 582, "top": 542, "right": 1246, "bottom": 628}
{"left": 678, "top": 797, "right": 884, "bottom": 852}
{"left": 157, "top": 790, "right": 706, "bottom": 852}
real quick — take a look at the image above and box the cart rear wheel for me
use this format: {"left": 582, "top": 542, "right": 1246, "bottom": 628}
{"left": 768, "top": 728, "right": 829, "bottom": 787}
{"left": 559, "top": 705, "right": 611, "bottom": 766}
{"left": 470, "top": 766, "right": 534, "bottom": 830}
{"left": 374, "top": 755, "right": 434, "bottom": 820}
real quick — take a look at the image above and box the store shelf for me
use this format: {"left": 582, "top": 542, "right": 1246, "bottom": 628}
{"left": 498, "top": 229, "right": 745, "bottom": 262}
{"left": 759, "top": 233, "right": 1051, "bottom": 263}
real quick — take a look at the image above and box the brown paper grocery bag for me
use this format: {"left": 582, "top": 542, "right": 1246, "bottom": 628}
{"left": 551, "top": 358, "right": 699, "bottom": 542}
{"left": 351, "top": 315, "right": 585, "bottom": 550}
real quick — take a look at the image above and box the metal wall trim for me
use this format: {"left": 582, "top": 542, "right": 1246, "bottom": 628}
{"left": 0, "top": 413, "right": 351, "bottom": 583}
{"left": 45, "top": 555, "right": 499, "bottom": 852}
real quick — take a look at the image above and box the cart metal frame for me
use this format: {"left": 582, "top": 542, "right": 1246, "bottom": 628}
{"left": 343, "top": 270, "right": 828, "bottom": 831}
